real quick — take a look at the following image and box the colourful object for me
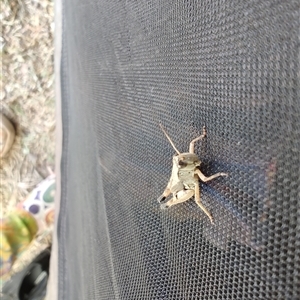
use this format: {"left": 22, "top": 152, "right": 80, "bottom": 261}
{"left": 0, "top": 210, "right": 38, "bottom": 277}
{"left": 0, "top": 175, "right": 55, "bottom": 283}
{"left": 21, "top": 175, "right": 55, "bottom": 232}
{"left": 0, "top": 231, "right": 13, "bottom": 276}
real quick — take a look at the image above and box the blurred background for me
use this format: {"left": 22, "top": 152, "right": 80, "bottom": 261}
{"left": 1, "top": 0, "right": 55, "bottom": 288}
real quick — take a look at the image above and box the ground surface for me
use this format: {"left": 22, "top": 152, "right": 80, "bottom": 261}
{"left": 1, "top": 0, "right": 55, "bottom": 285}
{"left": 1, "top": 0, "right": 55, "bottom": 217}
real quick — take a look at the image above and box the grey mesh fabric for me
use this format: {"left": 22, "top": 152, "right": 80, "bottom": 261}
{"left": 58, "top": 1, "right": 300, "bottom": 299}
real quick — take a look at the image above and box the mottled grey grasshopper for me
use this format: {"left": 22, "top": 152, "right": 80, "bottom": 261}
{"left": 157, "top": 124, "right": 228, "bottom": 223}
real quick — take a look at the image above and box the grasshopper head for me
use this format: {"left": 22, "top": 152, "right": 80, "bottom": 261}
{"left": 174, "top": 153, "right": 201, "bottom": 169}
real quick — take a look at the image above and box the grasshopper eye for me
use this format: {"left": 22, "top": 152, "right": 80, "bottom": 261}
{"left": 178, "top": 159, "right": 187, "bottom": 168}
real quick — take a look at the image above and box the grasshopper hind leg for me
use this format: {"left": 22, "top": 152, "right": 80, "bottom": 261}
{"left": 157, "top": 186, "right": 171, "bottom": 203}
{"left": 194, "top": 180, "right": 214, "bottom": 224}
{"left": 160, "top": 190, "right": 194, "bottom": 209}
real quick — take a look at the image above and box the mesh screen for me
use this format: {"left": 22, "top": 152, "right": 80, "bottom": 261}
{"left": 58, "top": 1, "right": 300, "bottom": 299}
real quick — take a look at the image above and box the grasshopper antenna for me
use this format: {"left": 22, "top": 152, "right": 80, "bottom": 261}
{"left": 159, "top": 124, "right": 181, "bottom": 155}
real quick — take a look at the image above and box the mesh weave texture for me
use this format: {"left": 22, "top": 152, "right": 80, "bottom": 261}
{"left": 58, "top": 1, "right": 300, "bottom": 299}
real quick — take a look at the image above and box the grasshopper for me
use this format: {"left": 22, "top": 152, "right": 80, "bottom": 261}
{"left": 157, "top": 124, "right": 228, "bottom": 224}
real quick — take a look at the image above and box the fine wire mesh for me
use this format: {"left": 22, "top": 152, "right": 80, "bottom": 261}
{"left": 58, "top": 1, "right": 300, "bottom": 299}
